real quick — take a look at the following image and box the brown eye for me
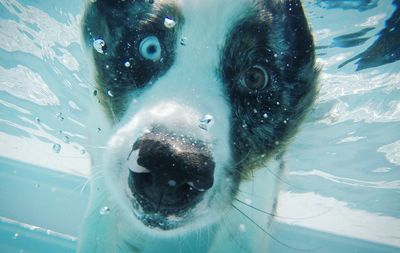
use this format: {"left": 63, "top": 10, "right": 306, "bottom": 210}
{"left": 240, "top": 65, "right": 269, "bottom": 90}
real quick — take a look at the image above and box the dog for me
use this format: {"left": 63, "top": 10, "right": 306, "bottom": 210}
{"left": 78, "top": 0, "right": 318, "bottom": 252}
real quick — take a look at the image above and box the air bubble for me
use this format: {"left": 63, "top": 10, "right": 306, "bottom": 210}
{"left": 93, "top": 39, "right": 106, "bottom": 54}
{"left": 12, "top": 233, "right": 19, "bottom": 239}
{"left": 263, "top": 113, "right": 268, "bottom": 119}
{"left": 52, "top": 143, "right": 61, "bottom": 153}
{"left": 164, "top": 16, "right": 176, "bottom": 29}
{"left": 124, "top": 61, "right": 131, "bottom": 68}
{"left": 107, "top": 90, "right": 114, "bottom": 97}
{"left": 239, "top": 224, "right": 246, "bottom": 232}
{"left": 56, "top": 112, "right": 64, "bottom": 121}
{"left": 180, "top": 37, "right": 187, "bottom": 46}
{"left": 199, "top": 114, "right": 215, "bottom": 131}
{"left": 35, "top": 117, "right": 41, "bottom": 124}
{"left": 99, "top": 206, "right": 110, "bottom": 215}
{"left": 93, "top": 90, "right": 98, "bottom": 96}
{"left": 168, "top": 180, "right": 176, "bottom": 187}
{"left": 63, "top": 135, "right": 70, "bottom": 143}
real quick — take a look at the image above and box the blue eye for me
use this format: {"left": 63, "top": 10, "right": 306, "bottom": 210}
{"left": 139, "top": 36, "right": 161, "bottom": 62}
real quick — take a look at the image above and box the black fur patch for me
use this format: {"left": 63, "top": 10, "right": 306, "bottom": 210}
{"left": 221, "top": 0, "right": 319, "bottom": 176}
{"left": 82, "top": 0, "right": 183, "bottom": 119}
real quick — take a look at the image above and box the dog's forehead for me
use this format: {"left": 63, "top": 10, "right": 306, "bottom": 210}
{"left": 161, "top": 0, "right": 257, "bottom": 74}
{"left": 176, "top": 0, "right": 255, "bottom": 36}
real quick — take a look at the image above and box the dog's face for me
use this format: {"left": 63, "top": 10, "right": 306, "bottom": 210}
{"left": 82, "top": 0, "right": 317, "bottom": 234}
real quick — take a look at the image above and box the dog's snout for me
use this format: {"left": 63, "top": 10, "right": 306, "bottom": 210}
{"left": 129, "top": 129, "right": 215, "bottom": 213}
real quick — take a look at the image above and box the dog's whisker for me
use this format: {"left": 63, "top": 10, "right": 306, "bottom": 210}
{"left": 126, "top": 141, "right": 139, "bottom": 161}
{"left": 68, "top": 170, "right": 103, "bottom": 194}
{"left": 70, "top": 178, "right": 90, "bottom": 194}
{"left": 78, "top": 179, "right": 91, "bottom": 194}
{"left": 231, "top": 204, "right": 316, "bottom": 252}
{"left": 236, "top": 195, "right": 337, "bottom": 221}
{"left": 218, "top": 213, "right": 252, "bottom": 253}
{"left": 233, "top": 197, "right": 275, "bottom": 217}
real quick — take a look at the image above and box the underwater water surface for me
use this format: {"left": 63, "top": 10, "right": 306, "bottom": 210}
{"left": 0, "top": 0, "right": 399, "bottom": 252}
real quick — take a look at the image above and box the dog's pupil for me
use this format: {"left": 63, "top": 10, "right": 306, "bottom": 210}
{"left": 147, "top": 45, "right": 157, "bottom": 54}
{"left": 245, "top": 68, "right": 264, "bottom": 89}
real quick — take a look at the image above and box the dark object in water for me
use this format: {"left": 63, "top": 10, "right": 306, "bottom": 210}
{"left": 331, "top": 27, "right": 374, "bottom": 48}
{"left": 316, "top": 0, "right": 379, "bottom": 11}
{"left": 339, "top": 0, "right": 400, "bottom": 70}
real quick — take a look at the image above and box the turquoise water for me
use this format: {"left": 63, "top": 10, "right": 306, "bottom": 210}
{"left": 0, "top": 0, "right": 399, "bottom": 252}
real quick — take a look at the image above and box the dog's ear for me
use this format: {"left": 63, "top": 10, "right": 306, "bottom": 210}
{"left": 265, "top": 0, "right": 315, "bottom": 76}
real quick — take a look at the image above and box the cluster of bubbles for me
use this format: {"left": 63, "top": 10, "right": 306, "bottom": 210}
{"left": 37, "top": 110, "right": 86, "bottom": 154}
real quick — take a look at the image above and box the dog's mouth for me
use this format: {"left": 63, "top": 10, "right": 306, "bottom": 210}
{"left": 128, "top": 171, "right": 206, "bottom": 230}
{"left": 125, "top": 127, "right": 215, "bottom": 230}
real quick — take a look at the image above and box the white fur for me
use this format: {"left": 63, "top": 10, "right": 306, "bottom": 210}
{"left": 78, "top": 1, "right": 280, "bottom": 252}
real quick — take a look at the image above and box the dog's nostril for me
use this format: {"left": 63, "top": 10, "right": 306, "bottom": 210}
{"left": 129, "top": 130, "right": 215, "bottom": 212}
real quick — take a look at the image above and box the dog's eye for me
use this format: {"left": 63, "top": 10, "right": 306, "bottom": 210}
{"left": 139, "top": 36, "right": 161, "bottom": 62}
{"left": 240, "top": 65, "right": 269, "bottom": 91}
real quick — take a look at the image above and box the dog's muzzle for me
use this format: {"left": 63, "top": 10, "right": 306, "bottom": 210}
{"left": 128, "top": 126, "right": 215, "bottom": 216}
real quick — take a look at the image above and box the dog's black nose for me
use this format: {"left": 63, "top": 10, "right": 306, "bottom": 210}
{"left": 128, "top": 130, "right": 215, "bottom": 213}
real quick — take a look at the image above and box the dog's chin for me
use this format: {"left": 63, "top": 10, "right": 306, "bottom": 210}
{"left": 129, "top": 193, "right": 191, "bottom": 231}
{"left": 129, "top": 202, "right": 207, "bottom": 233}
{"left": 126, "top": 186, "right": 207, "bottom": 232}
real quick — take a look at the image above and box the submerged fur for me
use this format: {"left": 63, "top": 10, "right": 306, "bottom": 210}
{"left": 79, "top": 0, "right": 318, "bottom": 252}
